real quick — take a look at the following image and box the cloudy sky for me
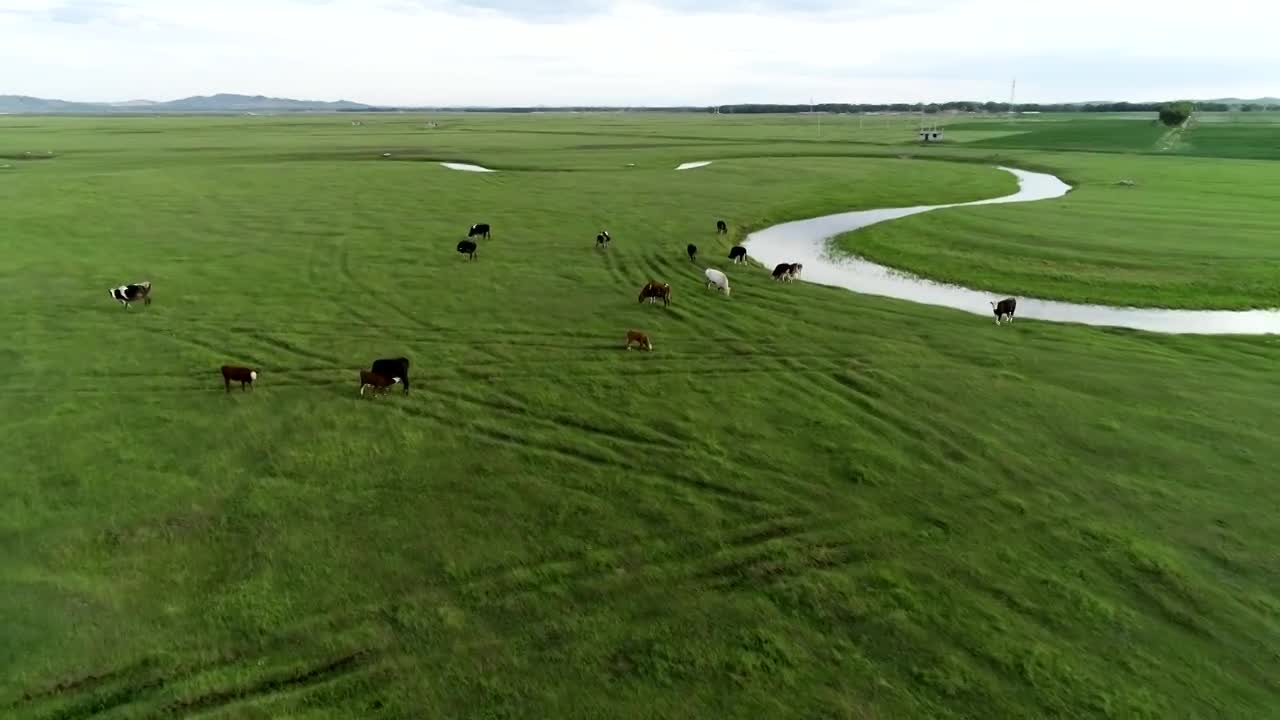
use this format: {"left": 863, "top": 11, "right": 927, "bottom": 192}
{"left": 1, "top": 0, "right": 1275, "bottom": 105}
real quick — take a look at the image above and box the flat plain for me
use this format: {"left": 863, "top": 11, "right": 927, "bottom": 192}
{"left": 2, "top": 112, "right": 1279, "bottom": 719}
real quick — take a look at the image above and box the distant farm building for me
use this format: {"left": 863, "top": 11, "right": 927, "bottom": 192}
{"left": 919, "top": 129, "right": 944, "bottom": 142}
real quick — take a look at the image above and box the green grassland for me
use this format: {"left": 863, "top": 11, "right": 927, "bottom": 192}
{"left": 2, "top": 113, "right": 1279, "bottom": 719}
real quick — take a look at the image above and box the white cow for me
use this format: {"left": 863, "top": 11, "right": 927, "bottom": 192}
{"left": 704, "top": 268, "right": 731, "bottom": 296}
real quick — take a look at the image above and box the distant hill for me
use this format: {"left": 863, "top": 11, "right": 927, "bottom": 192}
{"left": 1204, "top": 97, "right": 1280, "bottom": 106}
{"left": 155, "top": 94, "right": 369, "bottom": 112}
{"left": 0, "top": 95, "right": 103, "bottom": 113}
{"left": 0, "top": 93, "right": 371, "bottom": 114}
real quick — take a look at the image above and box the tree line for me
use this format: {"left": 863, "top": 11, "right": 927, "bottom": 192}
{"left": 341, "top": 101, "right": 1277, "bottom": 115}
{"left": 709, "top": 101, "right": 1244, "bottom": 114}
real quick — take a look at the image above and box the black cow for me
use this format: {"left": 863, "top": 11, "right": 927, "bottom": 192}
{"left": 728, "top": 246, "right": 747, "bottom": 263}
{"left": 457, "top": 240, "right": 477, "bottom": 260}
{"left": 596, "top": 230, "right": 611, "bottom": 248}
{"left": 468, "top": 223, "right": 491, "bottom": 239}
{"left": 371, "top": 357, "right": 411, "bottom": 394}
{"left": 109, "top": 281, "right": 152, "bottom": 309}
{"left": 687, "top": 244, "right": 698, "bottom": 262}
{"left": 716, "top": 220, "right": 728, "bottom": 234}
{"left": 991, "top": 297, "right": 1017, "bottom": 324}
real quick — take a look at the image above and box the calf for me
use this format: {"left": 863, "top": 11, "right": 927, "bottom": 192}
{"left": 109, "top": 280, "right": 152, "bottom": 309}
{"left": 359, "top": 369, "right": 401, "bottom": 397}
{"left": 728, "top": 245, "right": 747, "bottom": 263}
{"left": 468, "top": 223, "right": 491, "bottom": 239}
{"left": 704, "top": 267, "right": 731, "bottom": 296}
{"left": 686, "top": 243, "right": 698, "bottom": 262}
{"left": 991, "top": 297, "right": 1017, "bottom": 324}
{"left": 371, "top": 357, "right": 411, "bottom": 394}
{"left": 716, "top": 220, "right": 728, "bottom": 234}
{"left": 638, "top": 280, "right": 672, "bottom": 307}
{"left": 596, "top": 230, "right": 611, "bottom": 248}
{"left": 457, "top": 240, "right": 477, "bottom": 260}
{"left": 220, "top": 365, "right": 257, "bottom": 393}
{"left": 624, "top": 330, "right": 653, "bottom": 351}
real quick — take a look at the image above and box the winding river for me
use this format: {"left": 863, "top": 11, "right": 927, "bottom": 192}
{"left": 440, "top": 162, "right": 495, "bottom": 172}
{"left": 743, "top": 167, "right": 1280, "bottom": 335}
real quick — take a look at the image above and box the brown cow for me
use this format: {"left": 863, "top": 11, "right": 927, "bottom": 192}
{"left": 624, "top": 330, "right": 653, "bottom": 351}
{"left": 360, "top": 369, "right": 401, "bottom": 397}
{"left": 221, "top": 365, "right": 257, "bottom": 393}
{"left": 638, "top": 280, "right": 672, "bottom": 307}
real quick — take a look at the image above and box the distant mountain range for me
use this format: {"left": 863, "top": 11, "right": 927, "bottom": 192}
{"left": 1078, "top": 97, "right": 1280, "bottom": 106}
{"left": 0, "top": 93, "right": 371, "bottom": 114}
{"left": 1203, "top": 97, "right": 1280, "bottom": 105}
{"left": 3, "top": 93, "right": 1277, "bottom": 115}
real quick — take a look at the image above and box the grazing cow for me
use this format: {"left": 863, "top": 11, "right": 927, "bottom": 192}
{"left": 638, "top": 280, "right": 672, "bottom": 307}
{"left": 468, "top": 223, "right": 491, "bottom": 239}
{"left": 456, "top": 240, "right": 478, "bottom": 260}
{"left": 109, "top": 281, "right": 152, "bottom": 309}
{"left": 624, "top": 330, "right": 653, "bottom": 351}
{"left": 772, "top": 263, "right": 793, "bottom": 281}
{"left": 991, "top": 297, "right": 1017, "bottom": 324}
{"left": 371, "top": 357, "right": 411, "bottom": 395}
{"left": 704, "top": 268, "right": 731, "bottom": 296}
{"left": 596, "top": 230, "right": 611, "bottom": 248}
{"left": 220, "top": 365, "right": 257, "bottom": 393}
{"left": 687, "top": 243, "right": 698, "bottom": 262}
{"left": 728, "top": 245, "right": 747, "bottom": 264}
{"left": 359, "top": 369, "right": 401, "bottom": 397}
{"left": 716, "top": 220, "right": 728, "bottom": 234}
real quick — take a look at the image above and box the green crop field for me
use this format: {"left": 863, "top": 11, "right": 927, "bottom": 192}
{"left": 2, "top": 113, "right": 1279, "bottom": 719}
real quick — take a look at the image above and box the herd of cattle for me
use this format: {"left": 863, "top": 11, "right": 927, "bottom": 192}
{"left": 109, "top": 218, "right": 1019, "bottom": 395}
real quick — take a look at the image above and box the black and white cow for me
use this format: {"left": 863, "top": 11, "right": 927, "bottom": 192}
{"left": 371, "top": 357, "right": 411, "bottom": 394}
{"left": 457, "top": 240, "right": 478, "bottom": 260}
{"left": 991, "top": 297, "right": 1017, "bottom": 324}
{"left": 686, "top": 244, "right": 698, "bottom": 262}
{"left": 728, "top": 246, "right": 747, "bottom": 263}
{"left": 596, "top": 230, "right": 611, "bottom": 248}
{"left": 716, "top": 220, "right": 728, "bottom": 234}
{"left": 468, "top": 223, "right": 491, "bottom": 239}
{"left": 109, "top": 281, "right": 152, "bottom": 309}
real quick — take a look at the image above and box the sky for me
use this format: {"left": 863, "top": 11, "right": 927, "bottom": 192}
{"left": 1, "top": 0, "right": 1276, "bottom": 105}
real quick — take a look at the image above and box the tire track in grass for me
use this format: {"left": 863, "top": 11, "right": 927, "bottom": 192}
{"left": 427, "top": 357, "right": 838, "bottom": 508}
{"left": 462, "top": 514, "right": 877, "bottom": 603}
{"left": 135, "top": 326, "right": 272, "bottom": 368}
{"left": 430, "top": 510, "right": 843, "bottom": 605}
{"left": 336, "top": 236, "right": 433, "bottom": 333}
{"left": 15, "top": 509, "right": 858, "bottom": 717}
{"left": 599, "top": 243, "right": 629, "bottom": 288}
{"left": 158, "top": 650, "right": 379, "bottom": 718}
{"left": 384, "top": 401, "right": 769, "bottom": 508}
{"left": 242, "top": 330, "right": 344, "bottom": 366}
{"left": 693, "top": 536, "right": 872, "bottom": 591}
{"left": 8, "top": 646, "right": 383, "bottom": 720}
{"left": 430, "top": 384, "right": 687, "bottom": 453}
{"left": 5, "top": 357, "right": 859, "bottom": 399}
{"left": 800, "top": 364, "right": 982, "bottom": 469}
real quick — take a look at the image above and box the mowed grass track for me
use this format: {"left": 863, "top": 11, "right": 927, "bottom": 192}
{"left": 2, "top": 115, "right": 1279, "bottom": 719}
